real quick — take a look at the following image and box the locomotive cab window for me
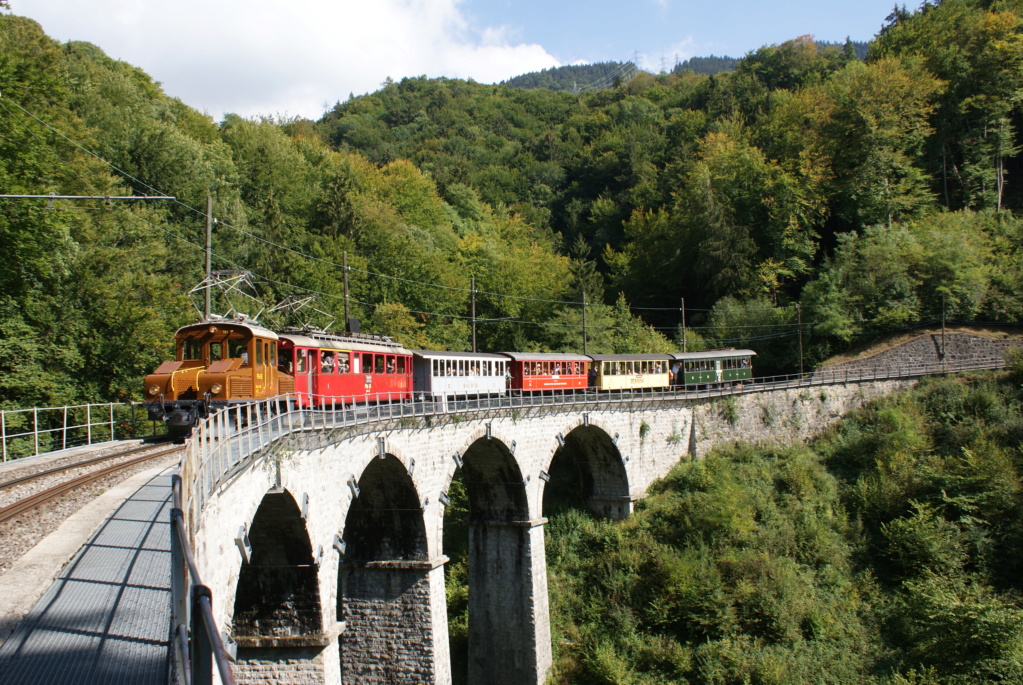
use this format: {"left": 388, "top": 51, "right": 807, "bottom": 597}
{"left": 228, "top": 338, "right": 248, "bottom": 365}
{"left": 182, "top": 338, "right": 203, "bottom": 361}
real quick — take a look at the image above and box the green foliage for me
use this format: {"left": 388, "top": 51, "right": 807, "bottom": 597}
{"left": 543, "top": 372, "right": 1023, "bottom": 684}
{"left": 4, "top": 2, "right": 1023, "bottom": 422}
{"left": 718, "top": 396, "right": 739, "bottom": 425}
{"left": 502, "top": 62, "right": 639, "bottom": 92}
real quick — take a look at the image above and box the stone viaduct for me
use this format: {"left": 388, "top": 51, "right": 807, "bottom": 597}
{"left": 177, "top": 330, "right": 1018, "bottom": 685}
{"left": 186, "top": 377, "right": 919, "bottom": 685}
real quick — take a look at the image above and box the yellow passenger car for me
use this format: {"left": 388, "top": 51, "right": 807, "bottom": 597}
{"left": 588, "top": 354, "right": 672, "bottom": 391}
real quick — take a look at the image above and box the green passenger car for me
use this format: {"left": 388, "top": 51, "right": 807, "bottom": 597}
{"left": 668, "top": 349, "right": 756, "bottom": 387}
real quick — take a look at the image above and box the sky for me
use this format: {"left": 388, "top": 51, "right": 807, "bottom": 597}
{"left": 11, "top": 0, "right": 901, "bottom": 122}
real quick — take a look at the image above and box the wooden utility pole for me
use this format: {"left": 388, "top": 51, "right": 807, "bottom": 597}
{"left": 681, "top": 297, "right": 687, "bottom": 353}
{"left": 797, "top": 304, "right": 804, "bottom": 376}
{"left": 342, "top": 251, "right": 351, "bottom": 331}
{"left": 582, "top": 291, "right": 588, "bottom": 354}
{"left": 941, "top": 292, "right": 946, "bottom": 360}
{"left": 471, "top": 276, "right": 477, "bottom": 353}
{"left": 205, "top": 195, "right": 213, "bottom": 320}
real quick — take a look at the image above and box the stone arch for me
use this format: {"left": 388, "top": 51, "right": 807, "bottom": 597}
{"left": 543, "top": 423, "right": 632, "bottom": 520}
{"left": 343, "top": 454, "right": 426, "bottom": 562}
{"left": 231, "top": 488, "right": 324, "bottom": 650}
{"left": 460, "top": 436, "right": 529, "bottom": 524}
{"left": 458, "top": 436, "right": 549, "bottom": 685}
{"left": 339, "top": 453, "right": 447, "bottom": 684}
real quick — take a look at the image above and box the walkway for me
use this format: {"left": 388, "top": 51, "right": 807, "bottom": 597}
{"left": 0, "top": 469, "right": 174, "bottom": 685}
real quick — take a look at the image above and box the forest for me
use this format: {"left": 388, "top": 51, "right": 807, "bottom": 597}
{"left": 2, "top": 0, "right": 1023, "bottom": 411}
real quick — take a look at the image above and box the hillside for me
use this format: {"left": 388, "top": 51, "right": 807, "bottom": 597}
{"left": 540, "top": 365, "right": 1023, "bottom": 683}
{"left": 2, "top": 0, "right": 1023, "bottom": 411}
{"left": 501, "top": 61, "right": 638, "bottom": 92}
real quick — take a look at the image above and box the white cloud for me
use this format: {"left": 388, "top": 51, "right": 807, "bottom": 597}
{"left": 13, "top": 0, "right": 561, "bottom": 120}
{"left": 637, "top": 37, "right": 698, "bottom": 72}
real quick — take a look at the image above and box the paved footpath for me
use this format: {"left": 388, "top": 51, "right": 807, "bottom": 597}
{"left": 0, "top": 465, "right": 176, "bottom": 685}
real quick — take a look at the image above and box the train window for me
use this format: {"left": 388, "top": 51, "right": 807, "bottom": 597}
{"left": 374, "top": 356, "right": 383, "bottom": 374}
{"left": 296, "top": 349, "right": 307, "bottom": 373}
{"left": 321, "top": 351, "right": 335, "bottom": 373}
{"left": 254, "top": 341, "right": 263, "bottom": 366}
{"left": 386, "top": 356, "right": 395, "bottom": 374}
{"left": 182, "top": 339, "right": 202, "bottom": 360}
{"left": 361, "top": 354, "right": 371, "bottom": 373}
{"left": 209, "top": 342, "right": 223, "bottom": 361}
{"left": 228, "top": 339, "right": 247, "bottom": 364}
{"left": 271, "top": 342, "right": 277, "bottom": 366}
{"left": 397, "top": 357, "right": 405, "bottom": 374}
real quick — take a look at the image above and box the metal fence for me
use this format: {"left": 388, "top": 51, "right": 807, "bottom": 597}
{"left": 0, "top": 402, "right": 164, "bottom": 463}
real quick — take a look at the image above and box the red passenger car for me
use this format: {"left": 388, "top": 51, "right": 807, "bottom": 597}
{"left": 502, "top": 352, "right": 590, "bottom": 392}
{"left": 277, "top": 331, "right": 413, "bottom": 407}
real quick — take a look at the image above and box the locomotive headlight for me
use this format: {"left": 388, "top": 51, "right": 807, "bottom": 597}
{"left": 210, "top": 383, "right": 223, "bottom": 395}
{"left": 148, "top": 385, "right": 160, "bottom": 396}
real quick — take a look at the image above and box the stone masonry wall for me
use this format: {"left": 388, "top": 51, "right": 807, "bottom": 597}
{"left": 233, "top": 647, "right": 328, "bottom": 684}
{"left": 341, "top": 566, "right": 437, "bottom": 684}
{"left": 824, "top": 332, "right": 1021, "bottom": 375}
{"left": 689, "top": 379, "right": 916, "bottom": 459}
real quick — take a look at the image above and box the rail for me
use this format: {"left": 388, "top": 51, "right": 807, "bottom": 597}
{"left": 0, "top": 401, "right": 160, "bottom": 462}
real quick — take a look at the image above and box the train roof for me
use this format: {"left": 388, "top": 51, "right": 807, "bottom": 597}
{"left": 587, "top": 353, "right": 673, "bottom": 362}
{"left": 280, "top": 333, "right": 411, "bottom": 355}
{"left": 667, "top": 349, "right": 757, "bottom": 361}
{"left": 412, "top": 350, "right": 507, "bottom": 360}
{"left": 500, "top": 352, "right": 591, "bottom": 362}
{"left": 175, "top": 318, "right": 278, "bottom": 340}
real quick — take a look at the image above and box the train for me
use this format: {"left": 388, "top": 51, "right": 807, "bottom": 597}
{"left": 143, "top": 315, "right": 755, "bottom": 438}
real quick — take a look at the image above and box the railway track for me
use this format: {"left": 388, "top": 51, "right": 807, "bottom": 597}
{"left": 0, "top": 444, "right": 181, "bottom": 524}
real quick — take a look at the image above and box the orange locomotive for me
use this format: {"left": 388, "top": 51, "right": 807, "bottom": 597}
{"left": 143, "top": 317, "right": 294, "bottom": 438}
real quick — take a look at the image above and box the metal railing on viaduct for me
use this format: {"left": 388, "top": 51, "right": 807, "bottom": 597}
{"left": 167, "top": 356, "right": 1009, "bottom": 684}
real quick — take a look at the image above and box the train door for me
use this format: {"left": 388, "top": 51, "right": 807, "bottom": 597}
{"left": 252, "top": 338, "right": 269, "bottom": 398}
{"left": 714, "top": 359, "right": 723, "bottom": 384}
{"left": 292, "top": 348, "right": 313, "bottom": 404}
{"left": 310, "top": 349, "right": 327, "bottom": 404}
